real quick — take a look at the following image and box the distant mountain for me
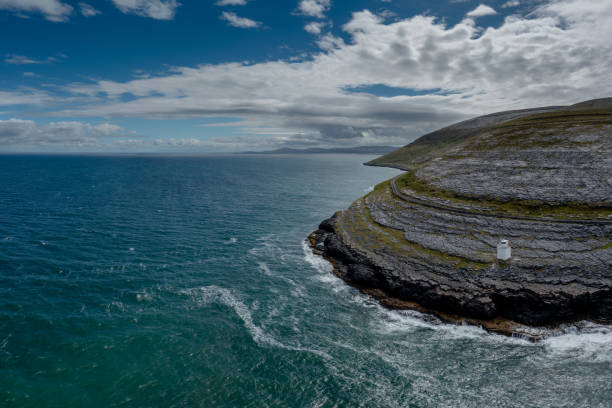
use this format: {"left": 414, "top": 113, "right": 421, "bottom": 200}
{"left": 240, "top": 146, "right": 398, "bottom": 155}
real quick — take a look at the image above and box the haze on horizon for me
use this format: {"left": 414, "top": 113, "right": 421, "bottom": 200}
{"left": 0, "top": 0, "right": 610, "bottom": 153}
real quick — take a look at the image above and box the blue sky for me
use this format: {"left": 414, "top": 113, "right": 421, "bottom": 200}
{"left": 0, "top": 0, "right": 610, "bottom": 152}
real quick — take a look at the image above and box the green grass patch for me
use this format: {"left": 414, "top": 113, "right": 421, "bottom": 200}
{"left": 396, "top": 172, "right": 612, "bottom": 220}
{"left": 340, "top": 181, "right": 488, "bottom": 270}
{"left": 494, "top": 109, "right": 612, "bottom": 128}
{"left": 367, "top": 107, "right": 612, "bottom": 169}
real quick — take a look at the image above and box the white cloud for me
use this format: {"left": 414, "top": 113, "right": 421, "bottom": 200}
{"left": 23, "top": 72, "right": 40, "bottom": 77}
{"left": 4, "top": 54, "right": 41, "bottom": 65}
{"left": 79, "top": 2, "right": 100, "bottom": 17}
{"left": 466, "top": 4, "right": 498, "bottom": 18}
{"left": 220, "top": 11, "right": 261, "bottom": 28}
{"left": 111, "top": 0, "right": 180, "bottom": 20}
{"left": 316, "top": 32, "right": 344, "bottom": 50}
{"left": 5, "top": 53, "right": 67, "bottom": 65}
{"left": 0, "top": 119, "right": 123, "bottom": 147}
{"left": 5, "top": 0, "right": 612, "bottom": 151}
{"left": 215, "top": 0, "right": 247, "bottom": 5}
{"left": 0, "top": 0, "right": 72, "bottom": 22}
{"left": 298, "top": 0, "right": 330, "bottom": 18}
{"left": 304, "top": 21, "right": 325, "bottom": 35}
{"left": 47, "top": 55, "right": 67, "bottom": 65}
{"left": 502, "top": 0, "right": 520, "bottom": 8}
{"left": 0, "top": 90, "right": 54, "bottom": 106}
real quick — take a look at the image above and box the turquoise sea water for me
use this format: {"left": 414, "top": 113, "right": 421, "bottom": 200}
{"left": 1, "top": 154, "right": 611, "bottom": 407}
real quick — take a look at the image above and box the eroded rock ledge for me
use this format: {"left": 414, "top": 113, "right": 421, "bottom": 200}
{"left": 312, "top": 104, "right": 612, "bottom": 334}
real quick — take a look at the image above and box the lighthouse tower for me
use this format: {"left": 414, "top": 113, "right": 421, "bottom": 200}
{"left": 497, "top": 239, "right": 511, "bottom": 261}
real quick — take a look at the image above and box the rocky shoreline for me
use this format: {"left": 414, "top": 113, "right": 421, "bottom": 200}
{"left": 307, "top": 230, "right": 544, "bottom": 339}
{"left": 308, "top": 212, "right": 611, "bottom": 339}
{"left": 309, "top": 101, "right": 612, "bottom": 338}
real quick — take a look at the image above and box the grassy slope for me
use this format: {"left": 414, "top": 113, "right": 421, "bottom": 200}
{"left": 395, "top": 171, "right": 612, "bottom": 219}
{"left": 363, "top": 98, "right": 612, "bottom": 218}
{"left": 366, "top": 98, "right": 612, "bottom": 170}
{"left": 463, "top": 109, "right": 612, "bottom": 152}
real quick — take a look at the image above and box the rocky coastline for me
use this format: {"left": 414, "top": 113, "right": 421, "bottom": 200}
{"left": 310, "top": 100, "right": 612, "bottom": 337}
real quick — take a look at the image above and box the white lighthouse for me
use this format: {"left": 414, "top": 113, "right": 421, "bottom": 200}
{"left": 497, "top": 239, "right": 511, "bottom": 261}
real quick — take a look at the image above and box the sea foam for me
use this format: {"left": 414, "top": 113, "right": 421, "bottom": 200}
{"left": 179, "top": 285, "right": 331, "bottom": 359}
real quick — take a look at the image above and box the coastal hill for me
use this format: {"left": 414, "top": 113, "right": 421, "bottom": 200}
{"left": 311, "top": 98, "right": 612, "bottom": 335}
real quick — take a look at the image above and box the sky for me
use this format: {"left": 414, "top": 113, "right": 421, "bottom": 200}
{"left": 0, "top": 0, "right": 611, "bottom": 152}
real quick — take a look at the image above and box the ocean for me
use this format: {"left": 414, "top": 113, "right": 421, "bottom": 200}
{"left": 1, "top": 154, "right": 611, "bottom": 407}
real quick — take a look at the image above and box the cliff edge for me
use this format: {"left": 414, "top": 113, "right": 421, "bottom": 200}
{"left": 311, "top": 98, "right": 612, "bottom": 334}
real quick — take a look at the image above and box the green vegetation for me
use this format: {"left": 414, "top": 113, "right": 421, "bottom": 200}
{"left": 367, "top": 105, "right": 612, "bottom": 170}
{"left": 396, "top": 172, "right": 612, "bottom": 220}
{"left": 365, "top": 128, "right": 478, "bottom": 170}
{"left": 495, "top": 109, "right": 612, "bottom": 128}
{"left": 338, "top": 180, "right": 488, "bottom": 270}
{"left": 466, "top": 109, "right": 612, "bottom": 151}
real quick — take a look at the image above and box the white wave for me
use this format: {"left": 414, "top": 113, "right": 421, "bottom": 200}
{"left": 301, "top": 240, "right": 332, "bottom": 275}
{"left": 371, "top": 301, "right": 612, "bottom": 349}
{"left": 136, "top": 291, "right": 153, "bottom": 302}
{"left": 248, "top": 234, "right": 309, "bottom": 300}
{"left": 224, "top": 237, "right": 237, "bottom": 244}
{"left": 180, "top": 285, "right": 330, "bottom": 359}
{"left": 352, "top": 289, "right": 612, "bottom": 349}
{"left": 542, "top": 322, "right": 612, "bottom": 361}
{"left": 363, "top": 185, "right": 374, "bottom": 193}
{"left": 302, "top": 240, "right": 350, "bottom": 296}
{"left": 330, "top": 275, "right": 537, "bottom": 346}
{"left": 256, "top": 260, "right": 305, "bottom": 297}
{"left": 250, "top": 234, "right": 307, "bottom": 267}
{"left": 248, "top": 234, "right": 278, "bottom": 256}
{"left": 181, "top": 285, "right": 284, "bottom": 348}
{"left": 374, "top": 309, "right": 441, "bottom": 334}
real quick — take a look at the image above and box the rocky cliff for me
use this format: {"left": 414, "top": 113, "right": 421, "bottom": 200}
{"left": 311, "top": 98, "right": 612, "bottom": 334}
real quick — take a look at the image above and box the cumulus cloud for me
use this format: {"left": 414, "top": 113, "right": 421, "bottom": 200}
{"left": 79, "top": 2, "right": 100, "bottom": 17}
{"left": 220, "top": 11, "right": 261, "bottom": 28}
{"left": 6, "top": 0, "right": 612, "bottom": 151}
{"left": 502, "top": 0, "right": 520, "bottom": 8}
{"left": 215, "top": 0, "right": 247, "bottom": 5}
{"left": 466, "top": 4, "right": 497, "bottom": 18}
{"left": 0, "top": 119, "right": 123, "bottom": 147}
{"left": 304, "top": 21, "right": 325, "bottom": 35}
{"left": 111, "top": 0, "right": 180, "bottom": 20}
{"left": 0, "top": 0, "right": 73, "bottom": 22}
{"left": 298, "top": 0, "right": 330, "bottom": 18}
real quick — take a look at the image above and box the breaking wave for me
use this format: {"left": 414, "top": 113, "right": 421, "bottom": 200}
{"left": 179, "top": 285, "right": 331, "bottom": 359}
{"left": 542, "top": 323, "right": 612, "bottom": 361}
